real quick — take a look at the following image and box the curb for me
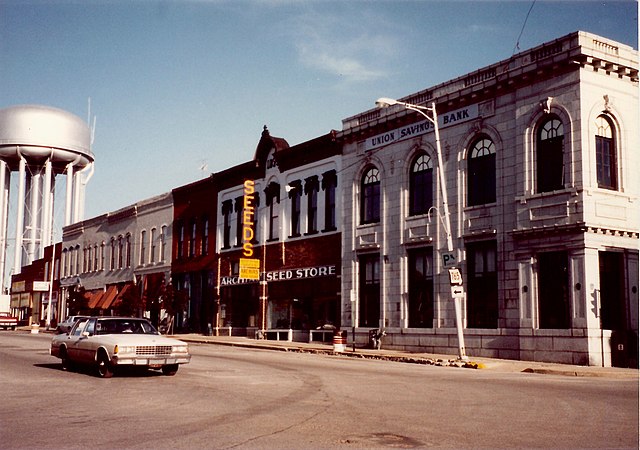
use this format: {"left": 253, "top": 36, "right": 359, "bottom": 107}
{"left": 178, "top": 336, "right": 639, "bottom": 378}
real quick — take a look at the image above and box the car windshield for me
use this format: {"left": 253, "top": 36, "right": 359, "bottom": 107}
{"left": 95, "top": 319, "right": 159, "bottom": 335}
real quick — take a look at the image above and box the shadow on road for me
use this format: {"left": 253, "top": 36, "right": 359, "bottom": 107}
{"left": 34, "top": 363, "right": 166, "bottom": 378}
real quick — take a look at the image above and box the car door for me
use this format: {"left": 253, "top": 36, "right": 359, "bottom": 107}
{"left": 74, "top": 318, "right": 98, "bottom": 363}
{"left": 66, "top": 318, "right": 91, "bottom": 362}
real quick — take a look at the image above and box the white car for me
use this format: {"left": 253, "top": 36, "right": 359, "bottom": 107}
{"left": 50, "top": 316, "right": 191, "bottom": 378}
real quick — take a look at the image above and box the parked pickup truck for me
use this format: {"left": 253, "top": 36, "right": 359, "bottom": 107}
{"left": 0, "top": 312, "right": 18, "bottom": 330}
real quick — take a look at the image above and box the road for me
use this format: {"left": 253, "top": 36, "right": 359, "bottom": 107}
{"left": 1, "top": 331, "right": 638, "bottom": 449}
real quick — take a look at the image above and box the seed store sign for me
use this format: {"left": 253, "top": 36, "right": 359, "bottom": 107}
{"left": 220, "top": 265, "right": 336, "bottom": 286}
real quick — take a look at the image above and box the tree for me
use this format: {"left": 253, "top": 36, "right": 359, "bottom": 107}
{"left": 143, "top": 275, "right": 166, "bottom": 327}
{"left": 116, "top": 284, "right": 144, "bottom": 318}
{"left": 160, "top": 282, "right": 189, "bottom": 335}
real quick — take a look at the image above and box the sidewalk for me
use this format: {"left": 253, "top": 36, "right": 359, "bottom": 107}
{"left": 175, "top": 333, "right": 639, "bottom": 379}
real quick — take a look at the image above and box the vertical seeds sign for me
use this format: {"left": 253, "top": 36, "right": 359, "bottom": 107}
{"left": 239, "top": 180, "right": 260, "bottom": 280}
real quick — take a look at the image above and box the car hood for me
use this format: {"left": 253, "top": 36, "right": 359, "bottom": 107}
{"left": 51, "top": 333, "right": 188, "bottom": 346}
{"left": 94, "top": 334, "right": 189, "bottom": 346}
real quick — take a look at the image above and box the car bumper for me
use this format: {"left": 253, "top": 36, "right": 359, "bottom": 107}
{"left": 111, "top": 355, "right": 191, "bottom": 366}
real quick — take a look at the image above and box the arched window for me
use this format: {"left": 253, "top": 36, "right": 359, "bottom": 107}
{"left": 361, "top": 167, "right": 380, "bottom": 224}
{"left": 595, "top": 115, "right": 617, "bottom": 190}
{"left": 117, "top": 236, "right": 124, "bottom": 268}
{"left": 125, "top": 233, "right": 131, "bottom": 267}
{"left": 61, "top": 249, "right": 68, "bottom": 277}
{"left": 468, "top": 137, "right": 496, "bottom": 206}
{"left": 409, "top": 154, "right": 433, "bottom": 216}
{"left": 74, "top": 245, "right": 81, "bottom": 275}
{"left": 536, "top": 117, "right": 564, "bottom": 193}
{"left": 264, "top": 182, "right": 280, "bottom": 241}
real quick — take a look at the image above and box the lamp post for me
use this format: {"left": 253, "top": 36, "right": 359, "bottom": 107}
{"left": 376, "top": 97, "right": 467, "bottom": 361}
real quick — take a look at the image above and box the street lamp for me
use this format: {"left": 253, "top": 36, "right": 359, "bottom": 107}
{"left": 376, "top": 97, "right": 467, "bottom": 361}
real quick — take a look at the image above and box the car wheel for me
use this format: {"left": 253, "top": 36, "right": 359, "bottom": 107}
{"left": 97, "top": 352, "right": 114, "bottom": 378}
{"left": 60, "top": 347, "right": 72, "bottom": 371}
{"left": 161, "top": 364, "right": 179, "bottom": 376}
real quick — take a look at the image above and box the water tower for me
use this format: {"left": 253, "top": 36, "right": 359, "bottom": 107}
{"left": 0, "top": 104, "right": 94, "bottom": 289}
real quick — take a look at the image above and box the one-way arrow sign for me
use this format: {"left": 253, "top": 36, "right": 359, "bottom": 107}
{"left": 451, "top": 286, "right": 465, "bottom": 298}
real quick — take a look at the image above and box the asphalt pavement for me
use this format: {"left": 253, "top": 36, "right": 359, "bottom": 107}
{"left": 174, "top": 333, "right": 639, "bottom": 379}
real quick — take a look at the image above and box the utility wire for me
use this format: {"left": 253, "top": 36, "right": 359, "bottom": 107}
{"left": 513, "top": 0, "right": 537, "bottom": 54}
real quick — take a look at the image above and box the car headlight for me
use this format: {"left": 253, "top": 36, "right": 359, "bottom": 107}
{"left": 172, "top": 345, "right": 189, "bottom": 354}
{"left": 114, "top": 345, "right": 136, "bottom": 355}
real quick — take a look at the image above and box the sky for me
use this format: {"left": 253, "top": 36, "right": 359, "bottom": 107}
{"left": 0, "top": 0, "right": 637, "bottom": 225}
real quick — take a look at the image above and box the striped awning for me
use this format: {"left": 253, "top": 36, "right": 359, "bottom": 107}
{"left": 87, "top": 290, "right": 105, "bottom": 309}
{"left": 97, "top": 285, "right": 118, "bottom": 309}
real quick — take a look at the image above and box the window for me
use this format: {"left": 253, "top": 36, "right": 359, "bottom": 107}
{"left": 93, "top": 244, "right": 99, "bottom": 271}
{"left": 100, "top": 242, "right": 105, "bottom": 270}
{"left": 265, "top": 182, "right": 280, "bottom": 241}
{"left": 118, "top": 236, "right": 124, "bottom": 268}
{"left": 126, "top": 234, "right": 131, "bottom": 267}
{"left": 75, "top": 245, "right": 80, "bottom": 275}
{"left": 322, "top": 170, "right": 337, "bottom": 231}
{"left": 288, "top": 181, "right": 302, "bottom": 237}
{"left": 536, "top": 117, "right": 564, "bottom": 193}
{"left": 595, "top": 115, "right": 617, "bottom": 190}
{"left": 150, "top": 228, "right": 157, "bottom": 263}
{"left": 235, "top": 197, "right": 243, "bottom": 247}
{"left": 361, "top": 167, "right": 380, "bottom": 224}
{"left": 108, "top": 239, "right": 115, "bottom": 270}
{"left": 305, "top": 176, "right": 319, "bottom": 234}
{"left": 61, "top": 249, "right": 67, "bottom": 277}
{"left": 160, "top": 226, "right": 167, "bottom": 261}
{"left": 468, "top": 138, "right": 496, "bottom": 206}
{"left": 409, "top": 154, "right": 433, "bottom": 215}
{"left": 358, "top": 254, "right": 380, "bottom": 327}
{"left": 221, "top": 200, "right": 232, "bottom": 249}
{"left": 538, "top": 251, "right": 570, "bottom": 329}
{"left": 253, "top": 194, "right": 261, "bottom": 243}
{"left": 466, "top": 240, "right": 498, "bottom": 328}
{"left": 140, "top": 231, "right": 146, "bottom": 265}
{"left": 189, "top": 220, "right": 196, "bottom": 257}
{"left": 599, "top": 251, "right": 625, "bottom": 330}
{"left": 408, "top": 248, "right": 434, "bottom": 327}
{"left": 202, "top": 216, "right": 209, "bottom": 255}
{"left": 176, "top": 222, "right": 184, "bottom": 259}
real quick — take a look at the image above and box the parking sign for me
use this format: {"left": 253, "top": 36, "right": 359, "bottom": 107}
{"left": 442, "top": 251, "right": 457, "bottom": 268}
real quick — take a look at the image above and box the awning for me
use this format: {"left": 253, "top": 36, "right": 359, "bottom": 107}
{"left": 87, "top": 290, "right": 105, "bottom": 309}
{"left": 110, "top": 283, "right": 132, "bottom": 309}
{"left": 97, "top": 285, "right": 118, "bottom": 309}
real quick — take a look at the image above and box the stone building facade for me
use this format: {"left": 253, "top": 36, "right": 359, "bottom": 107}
{"left": 59, "top": 193, "right": 173, "bottom": 322}
{"left": 337, "top": 31, "right": 638, "bottom": 366}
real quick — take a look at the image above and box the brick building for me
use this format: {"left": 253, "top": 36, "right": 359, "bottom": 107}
{"left": 215, "top": 127, "right": 341, "bottom": 341}
{"left": 337, "top": 31, "right": 638, "bottom": 366}
{"left": 171, "top": 176, "right": 217, "bottom": 333}
{"left": 9, "top": 243, "right": 60, "bottom": 327}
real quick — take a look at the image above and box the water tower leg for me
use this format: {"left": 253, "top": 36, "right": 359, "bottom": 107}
{"left": 0, "top": 162, "right": 9, "bottom": 291}
{"left": 64, "top": 163, "right": 74, "bottom": 226}
{"left": 27, "top": 171, "right": 41, "bottom": 264}
{"left": 41, "top": 160, "right": 53, "bottom": 250}
{"left": 13, "top": 157, "right": 26, "bottom": 275}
